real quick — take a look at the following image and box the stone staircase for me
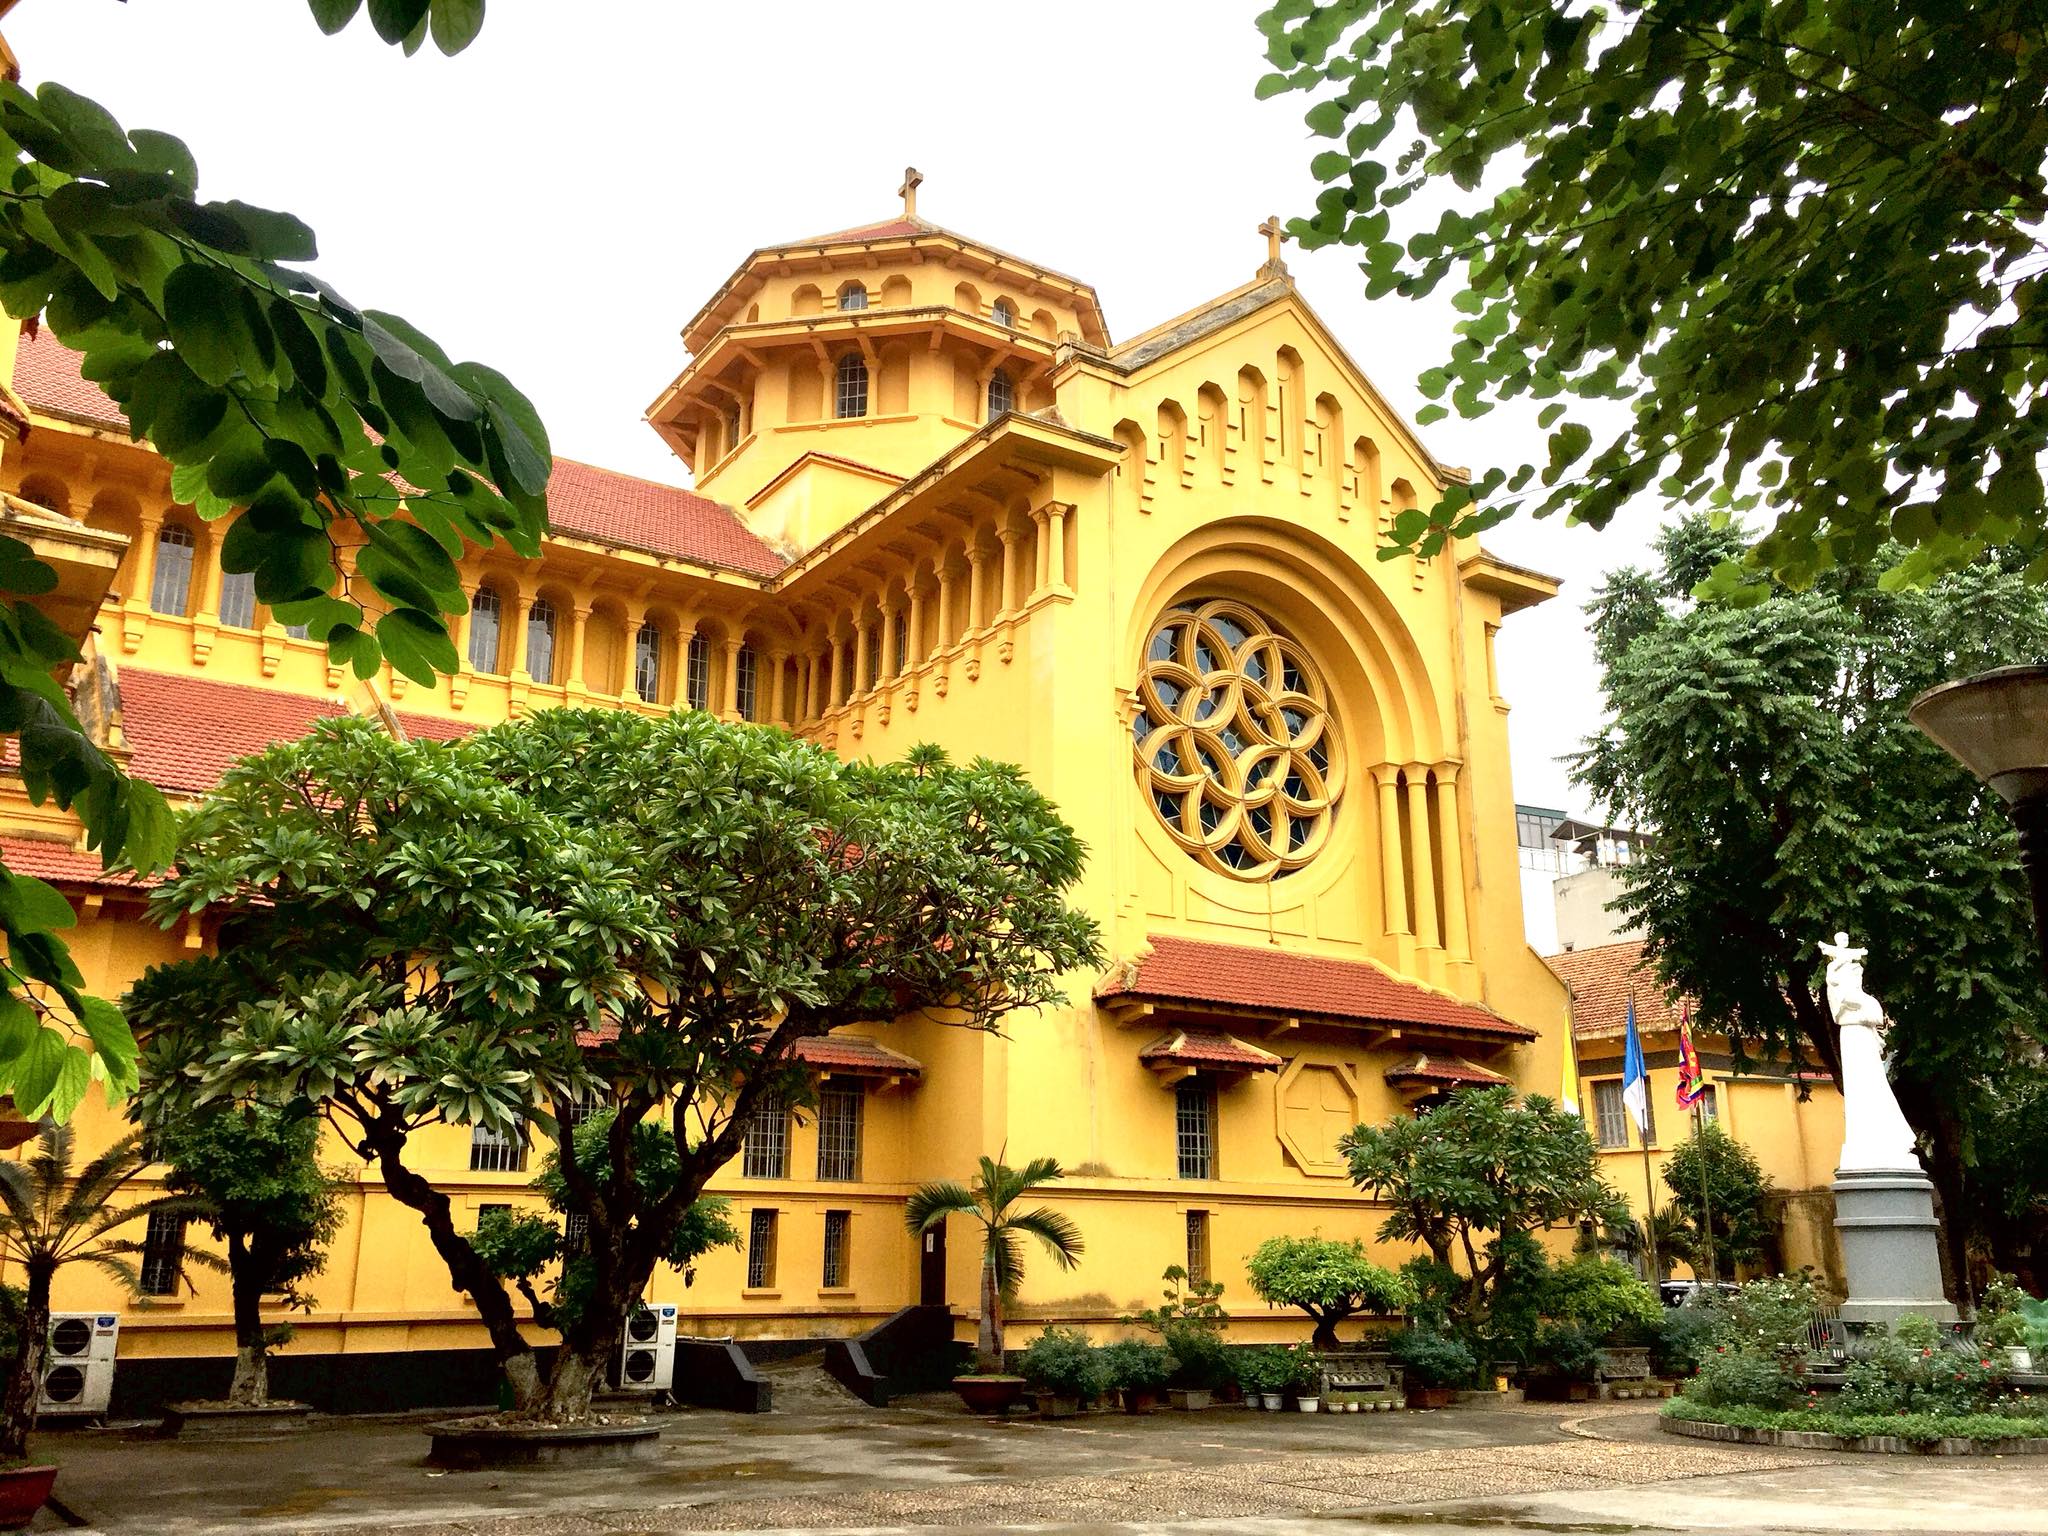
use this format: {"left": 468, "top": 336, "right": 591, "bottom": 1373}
{"left": 755, "top": 1349, "right": 871, "bottom": 1411}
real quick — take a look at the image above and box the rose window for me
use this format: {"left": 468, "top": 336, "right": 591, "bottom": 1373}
{"left": 1132, "top": 599, "right": 1342, "bottom": 880}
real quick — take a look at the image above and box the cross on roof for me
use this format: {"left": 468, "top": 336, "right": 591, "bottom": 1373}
{"left": 898, "top": 166, "right": 924, "bottom": 220}
{"left": 1258, "top": 215, "right": 1290, "bottom": 273}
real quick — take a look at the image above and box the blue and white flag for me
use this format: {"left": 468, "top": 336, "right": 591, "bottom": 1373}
{"left": 1621, "top": 995, "right": 1650, "bottom": 1136}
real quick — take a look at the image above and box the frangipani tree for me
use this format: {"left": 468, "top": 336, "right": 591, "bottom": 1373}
{"left": 907, "top": 1157, "right": 1085, "bottom": 1371}
{"left": 130, "top": 709, "right": 1101, "bottom": 1420}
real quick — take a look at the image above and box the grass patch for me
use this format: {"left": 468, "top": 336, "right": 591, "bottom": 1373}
{"left": 1664, "top": 1395, "right": 2048, "bottom": 1445}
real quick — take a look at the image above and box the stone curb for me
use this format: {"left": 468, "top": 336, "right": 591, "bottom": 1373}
{"left": 1659, "top": 1414, "right": 2048, "bottom": 1457}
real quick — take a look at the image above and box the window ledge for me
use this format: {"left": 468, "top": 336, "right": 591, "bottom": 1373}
{"left": 817, "top": 1288, "right": 857, "bottom": 1299}
{"left": 741, "top": 1288, "right": 781, "bottom": 1301}
{"left": 136, "top": 1298, "right": 187, "bottom": 1311}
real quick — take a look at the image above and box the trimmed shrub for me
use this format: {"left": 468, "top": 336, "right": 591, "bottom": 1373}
{"left": 1690, "top": 1347, "right": 1797, "bottom": 1410}
{"left": 1019, "top": 1327, "right": 1108, "bottom": 1402}
{"left": 1390, "top": 1328, "right": 1477, "bottom": 1388}
{"left": 1101, "top": 1338, "right": 1176, "bottom": 1393}
{"left": 1653, "top": 1305, "right": 1722, "bottom": 1378}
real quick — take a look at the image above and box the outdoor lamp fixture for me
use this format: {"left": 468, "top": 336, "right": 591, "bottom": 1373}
{"left": 1909, "top": 664, "right": 2048, "bottom": 982}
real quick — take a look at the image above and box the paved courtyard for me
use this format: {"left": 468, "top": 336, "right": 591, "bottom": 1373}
{"left": 27, "top": 1397, "right": 2047, "bottom": 1535}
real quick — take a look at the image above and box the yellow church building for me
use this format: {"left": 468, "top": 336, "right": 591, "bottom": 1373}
{"left": 0, "top": 180, "right": 1581, "bottom": 1412}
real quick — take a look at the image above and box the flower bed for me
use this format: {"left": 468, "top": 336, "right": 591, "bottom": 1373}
{"left": 1661, "top": 1396, "right": 2048, "bottom": 1450}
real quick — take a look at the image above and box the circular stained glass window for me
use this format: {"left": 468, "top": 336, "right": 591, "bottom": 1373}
{"left": 1133, "top": 599, "right": 1343, "bottom": 880}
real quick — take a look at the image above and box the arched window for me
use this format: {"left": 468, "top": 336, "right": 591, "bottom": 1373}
{"left": 634, "top": 622, "right": 663, "bottom": 702}
{"left": 864, "top": 624, "right": 881, "bottom": 690}
{"left": 735, "top": 645, "right": 758, "bottom": 721}
{"left": 986, "top": 368, "right": 1014, "bottom": 421}
{"left": 468, "top": 587, "right": 502, "bottom": 672}
{"left": 724, "top": 403, "right": 743, "bottom": 457}
{"left": 837, "top": 282, "right": 868, "bottom": 312}
{"left": 891, "top": 610, "right": 908, "bottom": 677}
{"left": 150, "top": 525, "right": 194, "bottom": 616}
{"left": 527, "top": 597, "right": 557, "bottom": 685}
{"left": 685, "top": 631, "right": 710, "bottom": 711}
{"left": 834, "top": 354, "right": 868, "bottom": 420}
{"left": 991, "top": 297, "right": 1015, "bottom": 328}
{"left": 218, "top": 569, "right": 256, "bottom": 630}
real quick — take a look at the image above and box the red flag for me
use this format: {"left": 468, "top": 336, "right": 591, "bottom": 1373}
{"left": 1675, "top": 1002, "right": 1707, "bottom": 1109}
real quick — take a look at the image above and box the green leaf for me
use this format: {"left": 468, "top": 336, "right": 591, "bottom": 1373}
{"left": 368, "top": 0, "right": 432, "bottom": 44}
{"left": 207, "top": 200, "right": 318, "bottom": 263}
{"left": 35, "top": 83, "right": 136, "bottom": 173}
{"left": 307, "top": 0, "right": 365, "bottom": 34}
{"left": 0, "top": 870, "right": 76, "bottom": 936}
{"left": 9, "top": 1027, "right": 72, "bottom": 1118}
{"left": 77, "top": 995, "right": 137, "bottom": 1094}
{"left": 430, "top": 0, "right": 486, "bottom": 54}
{"left": 129, "top": 128, "right": 198, "bottom": 195}
{"left": 163, "top": 264, "right": 273, "bottom": 387}
{"left": 375, "top": 606, "right": 459, "bottom": 686}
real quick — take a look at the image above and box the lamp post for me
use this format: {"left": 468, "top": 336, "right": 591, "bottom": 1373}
{"left": 1908, "top": 664, "right": 2048, "bottom": 984}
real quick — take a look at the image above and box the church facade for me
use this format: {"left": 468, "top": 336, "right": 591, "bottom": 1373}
{"left": 0, "top": 182, "right": 1572, "bottom": 1407}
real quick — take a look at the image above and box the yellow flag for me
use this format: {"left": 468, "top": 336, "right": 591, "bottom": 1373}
{"left": 1560, "top": 999, "right": 1583, "bottom": 1114}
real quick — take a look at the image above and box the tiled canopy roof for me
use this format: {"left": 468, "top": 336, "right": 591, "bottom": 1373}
{"left": 116, "top": 669, "right": 468, "bottom": 796}
{"left": 801, "top": 217, "right": 928, "bottom": 243}
{"left": 9, "top": 333, "right": 783, "bottom": 578}
{"left": 1097, "top": 935, "right": 1537, "bottom": 1042}
{"left": 0, "top": 835, "right": 151, "bottom": 893}
{"left": 1545, "top": 940, "right": 1690, "bottom": 1041}
{"left": 1383, "top": 1052, "right": 1510, "bottom": 1089}
{"left": 1137, "top": 1029, "right": 1282, "bottom": 1074}
{"left": 786, "top": 1033, "right": 922, "bottom": 1079}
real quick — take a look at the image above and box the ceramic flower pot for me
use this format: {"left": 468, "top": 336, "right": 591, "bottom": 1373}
{"left": 1259, "top": 1392, "right": 1283, "bottom": 1411}
{"left": 952, "top": 1375, "right": 1027, "bottom": 1415}
{"left": 1295, "top": 1395, "right": 1320, "bottom": 1413}
{"left": 0, "top": 1466, "right": 57, "bottom": 1532}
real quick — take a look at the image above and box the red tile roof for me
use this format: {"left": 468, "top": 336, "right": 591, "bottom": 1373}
{"left": 545, "top": 458, "right": 783, "bottom": 577}
{"left": 1544, "top": 940, "right": 1689, "bottom": 1041}
{"left": 1137, "top": 1029, "right": 1281, "bottom": 1073}
{"left": 800, "top": 217, "right": 927, "bottom": 244}
{"left": 14, "top": 325, "right": 124, "bottom": 431}
{"left": 1097, "top": 935, "right": 1538, "bottom": 1042}
{"left": 0, "top": 835, "right": 152, "bottom": 892}
{"left": 1383, "top": 1052, "right": 1509, "bottom": 1088}
{"left": 9, "top": 334, "right": 783, "bottom": 579}
{"left": 786, "top": 1033, "right": 922, "bottom": 1079}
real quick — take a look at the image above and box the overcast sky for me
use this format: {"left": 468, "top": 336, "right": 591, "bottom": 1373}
{"left": 10, "top": 0, "right": 1669, "bottom": 816}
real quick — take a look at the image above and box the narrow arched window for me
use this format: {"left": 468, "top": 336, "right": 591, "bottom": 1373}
{"left": 891, "top": 610, "right": 908, "bottom": 677}
{"left": 735, "top": 645, "right": 758, "bottom": 721}
{"left": 986, "top": 368, "right": 1014, "bottom": 421}
{"left": 864, "top": 624, "right": 881, "bottom": 690}
{"left": 468, "top": 587, "right": 502, "bottom": 672}
{"left": 724, "top": 404, "right": 743, "bottom": 457}
{"left": 685, "top": 631, "right": 710, "bottom": 711}
{"left": 527, "top": 597, "right": 557, "bottom": 685}
{"left": 218, "top": 569, "right": 256, "bottom": 630}
{"left": 634, "top": 622, "right": 663, "bottom": 702}
{"left": 838, "top": 282, "right": 868, "bottom": 312}
{"left": 834, "top": 354, "right": 868, "bottom": 419}
{"left": 150, "top": 525, "right": 194, "bottom": 616}
{"left": 991, "top": 297, "right": 1015, "bottom": 328}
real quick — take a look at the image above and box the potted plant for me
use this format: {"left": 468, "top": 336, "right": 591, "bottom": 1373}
{"left": 1391, "top": 1328, "right": 1474, "bottom": 1410}
{"left": 1245, "top": 1235, "right": 1416, "bottom": 1349}
{"left": 1525, "top": 1321, "right": 1601, "bottom": 1403}
{"left": 1102, "top": 1338, "right": 1176, "bottom": 1414}
{"left": 907, "top": 1157, "right": 1084, "bottom": 1417}
{"left": 1978, "top": 1275, "right": 2041, "bottom": 1373}
{"left": 1019, "top": 1326, "right": 1106, "bottom": 1418}
{"left": 1285, "top": 1342, "right": 1324, "bottom": 1412}
{"left": 1235, "top": 1345, "right": 1286, "bottom": 1409}
{"left": 0, "top": 1128, "right": 212, "bottom": 1527}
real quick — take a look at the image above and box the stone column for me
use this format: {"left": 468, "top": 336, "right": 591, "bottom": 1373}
{"left": 128, "top": 509, "right": 163, "bottom": 608}
{"left": 996, "top": 526, "right": 1023, "bottom": 618}
{"left": 619, "top": 602, "right": 647, "bottom": 701}
{"left": 967, "top": 545, "right": 990, "bottom": 633}
{"left": 936, "top": 565, "right": 956, "bottom": 650}
{"left": 879, "top": 598, "right": 900, "bottom": 680}
{"left": 721, "top": 636, "right": 742, "bottom": 720}
{"left": 1032, "top": 507, "right": 1052, "bottom": 595}
{"left": 853, "top": 616, "right": 873, "bottom": 694}
{"left": 508, "top": 590, "right": 535, "bottom": 683}
{"left": 1372, "top": 765, "right": 1410, "bottom": 937}
{"left": 767, "top": 649, "right": 789, "bottom": 724}
{"left": 567, "top": 605, "right": 591, "bottom": 693}
{"left": 1044, "top": 502, "right": 1071, "bottom": 592}
{"left": 906, "top": 586, "right": 926, "bottom": 670}
{"left": 1405, "top": 765, "right": 1440, "bottom": 951}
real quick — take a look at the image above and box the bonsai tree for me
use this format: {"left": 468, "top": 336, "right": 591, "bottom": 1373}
{"left": 1388, "top": 1328, "right": 1476, "bottom": 1390}
{"left": 1662, "top": 1124, "right": 1776, "bottom": 1280}
{"left": 906, "top": 1157, "right": 1084, "bottom": 1371}
{"left": 1344, "top": 1087, "right": 1627, "bottom": 1329}
{"left": 140, "top": 1099, "right": 344, "bottom": 1407}
{"left": 129, "top": 711, "right": 1101, "bottom": 1421}
{"left": 1245, "top": 1235, "right": 1415, "bottom": 1350}
{"left": 0, "top": 1127, "right": 212, "bottom": 1458}
{"left": 1128, "top": 1265, "right": 1233, "bottom": 1391}
{"left": 469, "top": 1109, "right": 740, "bottom": 1349}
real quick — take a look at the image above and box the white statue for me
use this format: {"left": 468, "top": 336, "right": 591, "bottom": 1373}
{"left": 1820, "top": 932, "right": 1922, "bottom": 1173}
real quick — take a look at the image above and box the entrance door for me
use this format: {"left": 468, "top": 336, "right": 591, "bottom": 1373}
{"left": 919, "top": 1221, "right": 947, "bottom": 1307}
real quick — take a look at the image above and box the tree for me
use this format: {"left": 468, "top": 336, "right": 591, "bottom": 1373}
{"left": 129, "top": 709, "right": 1102, "bottom": 1420}
{"left": 1244, "top": 1234, "right": 1415, "bottom": 1349}
{"left": 1664, "top": 1123, "right": 1775, "bottom": 1281}
{"left": 1342, "top": 1087, "right": 1627, "bottom": 1325}
{"left": 906, "top": 1157, "right": 1085, "bottom": 1372}
{"left": 0, "top": 0, "right": 543, "bottom": 1118}
{"left": 470, "top": 1108, "right": 740, "bottom": 1350}
{"left": 1255, "top": 2, "right": 2048, "bottom": 589}
{"left": 137, "top": 1098, "right": 344, "bottom": 1407}
{"left": 0, "top": 1125, "right": 212, "bottom": 1458}
{"left": 1574, "top": 517, "right": 2048, "bottom": 1284}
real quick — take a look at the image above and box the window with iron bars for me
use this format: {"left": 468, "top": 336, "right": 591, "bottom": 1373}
{"left": 891, "top": 610, "right": 908, "bottom": 677}
{"left": 563, "top": 1212, "right": 589, "bottom": 1255}
{"left": 219, "top": 569, "right": 256, "bottom": 630}
{"left": 742, "top": 1096, "right": 790, "bottom": 1179}
{"left": 1185, "top": 1209, "right": 1211, "bottom": 1287}
{"left": 746, "top": 1208, "right": 778, "bottom": 1289}
{"left": 140, "top": 1210, "right": 187, "bottom": 1297}
{"left": 834, "top": 354, "right": 868, "bottom": 419}
{"left": 634, "top": 622, "right": 663, "bottom": 702}
{"left": 468, "top": 586, "right": 502, "bottom": 671}
{"left": 816, "top": 1084, "right": 864, "bottom": 1181}
{"left": 822, "top": 1210, "right": 851, "bottom": 1289}
{"left": 151, "top": 524, "right": 194, "bottom": 616}
{"left": 470, "top": 1119, "right": 528, "bottom": 1173}
{"left": 1175, "top": 1078, "right": 1217, "bottom": 1180}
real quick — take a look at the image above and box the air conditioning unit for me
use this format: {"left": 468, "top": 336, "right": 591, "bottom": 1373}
{"left": 38, "top": 1313, "right": 117, "bottom": 1416}
{"left": 618, "top": 1302, "right": 677, "bottom": 1391}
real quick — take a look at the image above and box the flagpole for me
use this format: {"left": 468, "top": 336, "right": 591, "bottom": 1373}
{"left": 1629, "top": 990, "right": 1660, "bottom": 1284}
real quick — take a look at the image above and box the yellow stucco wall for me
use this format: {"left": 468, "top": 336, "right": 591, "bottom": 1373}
{"left": 1, "top": 221, "right": 1599, "bottom": 1373}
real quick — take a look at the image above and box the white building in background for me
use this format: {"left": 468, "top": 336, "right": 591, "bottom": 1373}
{"left": 1516, "top": 804, "right": 1651, "bottom": 956}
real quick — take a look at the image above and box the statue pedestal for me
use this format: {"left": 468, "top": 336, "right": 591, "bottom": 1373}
{"left": 1831, "top": 1168, "right": 1957, "bottom": 1325}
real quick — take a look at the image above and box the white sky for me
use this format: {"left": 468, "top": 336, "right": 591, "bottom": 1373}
{"left": 10, "top": 0, "right": 1668, "bottom": 815}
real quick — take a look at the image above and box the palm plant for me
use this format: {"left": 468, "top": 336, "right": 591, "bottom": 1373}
{"left": 905, "top": 1156, "right": 1083, "bottom": 1372}
{"left": 0, "top": 1127, "right": 213, "bottom": 1460}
